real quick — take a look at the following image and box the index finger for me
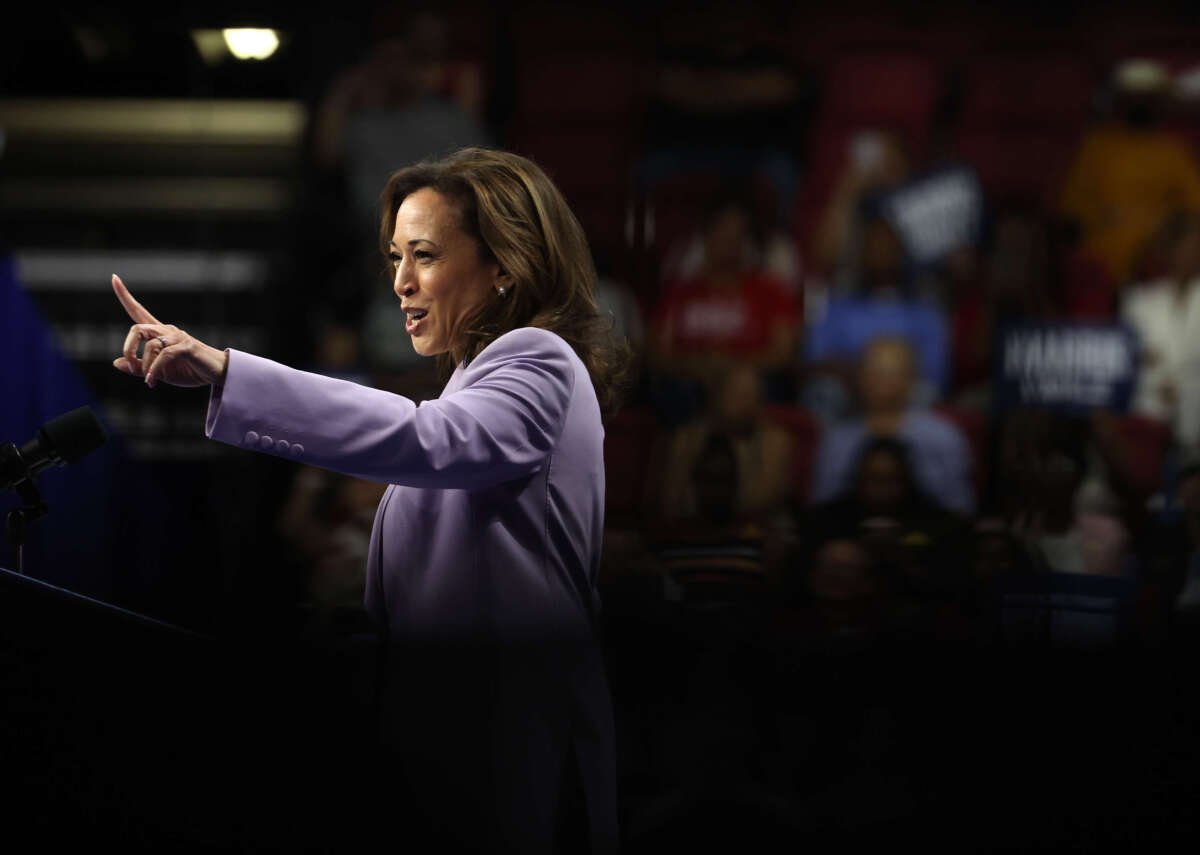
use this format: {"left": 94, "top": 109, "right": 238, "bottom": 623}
{"left": 112, "top": 274, "right": 161, "bottom": 325}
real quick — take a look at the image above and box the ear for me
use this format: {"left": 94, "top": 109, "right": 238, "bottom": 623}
{"left": 492, "top": 264, "right": 513, "bottom": 291}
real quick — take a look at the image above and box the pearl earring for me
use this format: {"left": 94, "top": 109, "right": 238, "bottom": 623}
{"left": 497, "top": 285, "right": 509, "bottom": 297}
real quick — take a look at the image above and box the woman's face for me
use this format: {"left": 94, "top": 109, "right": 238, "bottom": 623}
{"left": 390, "top": 187, "right": 500, "bottom": 358}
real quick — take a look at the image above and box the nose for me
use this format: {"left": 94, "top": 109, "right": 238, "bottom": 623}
{"left": 393, "top": 257, "right": 415, "bottom": 298}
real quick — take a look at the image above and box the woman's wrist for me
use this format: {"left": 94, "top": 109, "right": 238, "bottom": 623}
{"left": 204, "top": 344, "right": 230, "bottom": 385}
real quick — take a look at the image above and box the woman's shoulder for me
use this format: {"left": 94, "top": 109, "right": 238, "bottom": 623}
{"left": 461, "top": 327, "right": 585, "bottom": 400}
{"left": 469, "top": 326, "right": 578, "bottom": 368}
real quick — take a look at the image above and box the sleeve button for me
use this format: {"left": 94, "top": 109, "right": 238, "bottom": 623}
{"left": 260, "top": 435, "right": 274, "bottom": 450}
{"left": 275, "top": 439, "right": 290, "bottom": 453}
{"left": 290, "top": 443, "right": 305, "bottom": 456}
{"left": 243, "top": 430, "right": 259, "bottom": 446}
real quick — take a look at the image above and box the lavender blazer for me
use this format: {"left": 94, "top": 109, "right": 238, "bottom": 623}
{"left": 204, "top": 326, "right": 616, "bottom": 853}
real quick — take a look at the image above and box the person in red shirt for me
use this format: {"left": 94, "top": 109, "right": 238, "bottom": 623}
{"left": 649, "top": 193, "right": 800, "bottom": 421}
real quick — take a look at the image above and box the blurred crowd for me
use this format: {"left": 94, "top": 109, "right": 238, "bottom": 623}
{"left": 276, "top": 8, "right": 1200, "bottom": 650}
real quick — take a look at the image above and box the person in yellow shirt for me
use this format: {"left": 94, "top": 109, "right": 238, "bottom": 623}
{"left": 1059, "top": 59, "right": 1200, "bottom": 285}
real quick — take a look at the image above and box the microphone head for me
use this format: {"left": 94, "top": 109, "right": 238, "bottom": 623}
{"left": 39, "top": 406, "right": 108, "bottom": 464}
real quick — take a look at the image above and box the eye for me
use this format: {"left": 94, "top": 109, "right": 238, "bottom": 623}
{"left": 388, "top": 252, "right": 403, "bottom": 267}
{"left": 414, "top": 250, "right": 434, "bottom": 261}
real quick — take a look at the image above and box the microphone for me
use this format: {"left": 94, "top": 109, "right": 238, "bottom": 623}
{"left": 1, "top": 406, "right": 108, "bottom": 490}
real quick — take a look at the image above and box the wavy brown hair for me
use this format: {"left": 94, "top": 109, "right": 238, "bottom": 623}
{"left": 379, "top": 147, "right": 632, "bottom": 416}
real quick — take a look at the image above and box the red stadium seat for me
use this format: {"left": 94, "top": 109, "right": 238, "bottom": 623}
{"left": 509, "top": 125, "right": 632, "bottom": 194}
{"left": 1062, "top": 249, "right": 1117, "bottom": 320}
{"left": 820, "top": 52, "right": 943, "bottom": 138}
{"left": 1086, "top": 19, "right": 1200, "bottom": 71}
{"left": 960, "top": 55, "right": 1096, "bottom": 129}
{"left": 510, "top": 2, "right": 645, "bottom": 55}
{"left": 952, "top": 128, "right": 1078, "bottom": 206}
{"left": 508, "top": 126, "right": 633, "bottom": 258}
{"left": 513, "top": 52, "right": 643, "bottom": 121}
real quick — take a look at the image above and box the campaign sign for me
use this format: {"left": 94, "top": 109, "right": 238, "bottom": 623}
{"left": 996, "top": 322, "right": 1137, "bottom": 413}
{"left": 875, "top": 164, "right": 985, "bottom": 267}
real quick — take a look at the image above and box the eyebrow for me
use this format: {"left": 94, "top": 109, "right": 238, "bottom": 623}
{"left": 388, "top": 238, "right": 440, "bottom": 250}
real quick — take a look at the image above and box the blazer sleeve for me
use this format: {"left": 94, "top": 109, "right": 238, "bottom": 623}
{"left": 204, "top": 327, "right": 576, "bottom": 490}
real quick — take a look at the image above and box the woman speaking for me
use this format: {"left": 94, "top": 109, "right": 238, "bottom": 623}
{"left": 111, "top": 148, "right": 626, "bottom": 854}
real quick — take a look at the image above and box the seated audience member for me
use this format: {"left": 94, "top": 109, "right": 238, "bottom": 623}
{"left": 660, "top": 213, "right": 802, "bottom": 295}
{"left": 802, "top": 436, "right": 970, "bottom": 603}
{"left": 649, "top": 192, "right": 801, "bottom": 420}
{"left": 649, "top": 431, "right": 775, "bottom": 598}
{"left": 657, "top": 362, "right": 793, "bottom": 522}
{"left": 810, "top": 337, "right": 974, "bottom": 514}
{"left": 939, "top": 218, "right": 1048, "bottom": 407}
{"left": 998, "top": 412, "right": 1132, "bottom": 577}
{"left": 1121, "top": 212, "right": 1200, "bottom": 450}
{"left": 1059, "top": 59, "right": 1200, "bottom": 286}
{"left": 924, "top": 206, "right": 1119, "bottom": 412}
{"left": 800, "top": 537, "right": 887, "bottom": 642}
{"left": 810, "top": 130, "right": 912, "bottom": 283}
{"left": 803, "top": 214, "right": 948, "bottom": 418}
{"left": 941, "top": 213, "right": 1116, "bottom": 405}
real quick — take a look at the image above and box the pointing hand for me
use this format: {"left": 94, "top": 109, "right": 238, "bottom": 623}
{"left": 110, "top": 274, "right": 229, "bottom": 388}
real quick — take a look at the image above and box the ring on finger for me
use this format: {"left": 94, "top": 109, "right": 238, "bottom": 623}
{"left": 157, "top": 336, "right": 169, "bottom": 349}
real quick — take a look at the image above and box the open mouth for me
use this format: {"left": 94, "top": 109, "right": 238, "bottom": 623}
{"left": 405, "top": 308, "right": 428, "bottom": 333}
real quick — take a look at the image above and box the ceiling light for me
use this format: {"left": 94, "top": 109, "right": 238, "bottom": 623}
{"left": 222, "top": 28, "right": 280, "bottom": 61}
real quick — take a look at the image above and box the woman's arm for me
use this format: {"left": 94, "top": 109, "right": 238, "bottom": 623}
{"left": 205, "top": 327, "right": 576, "bottom": 490}
{"left": 111, "top": 275, "right": 577, "bottom": 491}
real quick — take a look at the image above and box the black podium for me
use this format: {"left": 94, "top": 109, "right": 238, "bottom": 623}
{"left": 0, "top": 566, "right": 387, "bottom": 851}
